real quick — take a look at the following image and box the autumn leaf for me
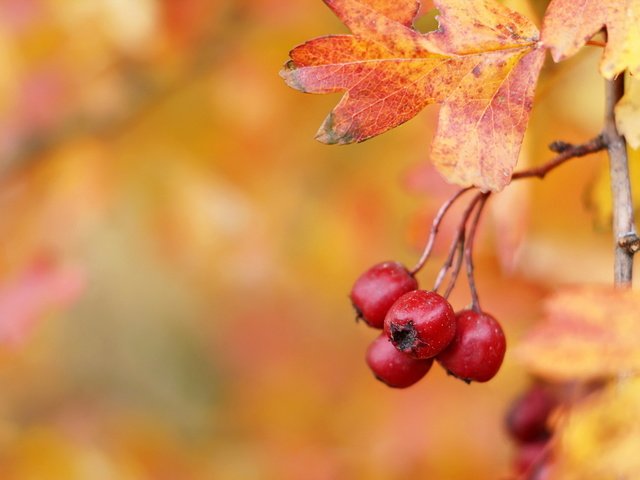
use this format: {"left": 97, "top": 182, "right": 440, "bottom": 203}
{"left": 517, "top": 286, "right": 640, "bottom": 381}
{"left": 541, "top": 0, "right": 640, "bottom": 78}
{"left": 615, "top": 75, "right": 640, "bottom": 149}
{"left": 280, "top": 0, "right": 545, "bottom": 191}
{"left": 554, "top": 377, "right": 640, "bottom": 480}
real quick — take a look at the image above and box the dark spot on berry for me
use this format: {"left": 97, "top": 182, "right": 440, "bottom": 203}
{"left": 390, "top": 321, "right": 418, "bottom": 351}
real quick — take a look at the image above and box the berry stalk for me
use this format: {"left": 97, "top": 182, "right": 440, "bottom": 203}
{"left": 410, "top": 186, "right": 473, "bottom": 275}
{"left": 464, "top": 192, "right": 490, "bottom": 312}
{"left": 433, "top": 191, "right": 486, "bottom": 294}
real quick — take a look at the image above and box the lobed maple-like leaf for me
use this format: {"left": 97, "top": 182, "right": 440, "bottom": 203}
{"left": 280, "top": 0, "right": 545, "bottom": 191}
{"left": 541, "top": 0, "right": 640, "bottom": 78}
{"left": 517, "top": 286, "right": 640, "bottom": 381}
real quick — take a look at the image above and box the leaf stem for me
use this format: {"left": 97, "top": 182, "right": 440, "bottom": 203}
{"left": 409, "top": 186, "right": 473, "bottom": 275}
{"left": 443, "top": 234, "right": 465, "bottom": 299}
{"left": 604, "top": 75, "right": 636, "bottom": 287}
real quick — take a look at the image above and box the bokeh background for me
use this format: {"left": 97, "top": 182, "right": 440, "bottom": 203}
{"left": 0, "top": 0, "right": 619, "bottom": 478}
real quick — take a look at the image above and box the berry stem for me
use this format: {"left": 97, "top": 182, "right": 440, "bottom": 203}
{"left": 443, "top": 234, "right": 465, "bottom": 299}
{"left": 433, "top": 228, "right": 464, "bottom": 293}
{"left": 409, "top": 186, "right": 474, "bottom": 275}
{"left": 465, "top": 193, "right": 490, "bottom": 312}
{"left": 414, "top": 134, "right": 605, "bottom": 283}
{"left": 433, "top": 191, "right": 485, "bottom": 294}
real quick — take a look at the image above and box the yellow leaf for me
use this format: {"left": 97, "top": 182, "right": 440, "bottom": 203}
{"left": 616, "top": 75, "right": 640, "bottom": 150}
{"left": 555, "top": 377, "right": 640, "bottom": 480}
{"left": 541, "top": 0, "right": 640, "bottom": 78}
{"left": 517, "top": 286, "right": 640, "bottom": 381}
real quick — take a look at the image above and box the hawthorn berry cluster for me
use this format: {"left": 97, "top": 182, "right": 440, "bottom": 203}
{"left": 352, "top": 261, "right": 506, "bottom": 387}
{"left": 505, "top": 384, "right": 558, "bottom": 479}
{"left": 350, "top": 188, "right": 507, "bottom": 388}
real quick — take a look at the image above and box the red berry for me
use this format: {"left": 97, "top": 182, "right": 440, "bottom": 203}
{"left": 366, "top": 334, "right": 433, "bottom": 388}
{"left": 383, "top": 290, "right": 456, "bottom": 359}
{"left": 436, "top": 310, "right": 506, "bottom": 383}
{"left": 506, "top": 385, "right": 557, "bottom": 443}
{"left": 350, "top": 261, "right": 418, "bottom": 329}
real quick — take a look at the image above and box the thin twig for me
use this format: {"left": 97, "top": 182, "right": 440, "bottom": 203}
{"left": 604, "top": 75, "right": 635, "bottom": 287}
{"left": 409, "top": 186, "right": 474, "bottom": 275}
{"left": 512, "top": 135, "right": 606, "bottom": 180}
{"left": 465, "top": 193, "right": 490, "bottom": 312}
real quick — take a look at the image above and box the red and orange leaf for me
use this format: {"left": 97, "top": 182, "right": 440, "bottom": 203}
{"left": 541, "top": 0, "right": 640, "bottom": 78}
{"left": 280, "top": 0, "right": 544, "bottom": 191}
{"left": 517, "top": 286, "right": 640, "bottom": 381}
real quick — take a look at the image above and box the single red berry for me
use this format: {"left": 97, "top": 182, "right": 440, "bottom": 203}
{"left": 366, "top": 333, "right": 433, "bottom": 388}
{"left": 383, "top": 290, "right": 456, "bottom": 359}
{"left": 506, "top": 384, "right": 557, "bottom": 443}
{"left": 350, "top": 261, "right": 418, "bottom": 329}
{"left": 436, "top": 309, "right": 506, "bottom": 383}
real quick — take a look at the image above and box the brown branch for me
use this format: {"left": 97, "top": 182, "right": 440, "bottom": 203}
{"left": 409, "top": 186, "right": 473, "bottom": 275}
{"left": 511, "top": 135, "right": 606, "bottom": 180}
{"left": 605, "top": 75, "right": 636, "bottom": 287}
{"left": 465, "top": 193, "right": 490, "bottom": 312}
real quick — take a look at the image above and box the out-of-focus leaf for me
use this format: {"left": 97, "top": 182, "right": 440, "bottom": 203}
{"left": 281, "top": 0, "right": 544, "bottom": 191}
{"left": 517, "top": 286, "right": 640, "bottom": 381}
{"left": 490, "top": 179, "right": 531, "bottom": 273}
{"left": 0, "top": 257, "right": 85, "bottom": 347}
{"left": 616, "top": 75, "right": 640, "bottom": 149}
{"left": 541, "top": 0, "right": 640, "bottom": 78}
{"left": 555, "top": 377, "right": 640, "bottom": 480}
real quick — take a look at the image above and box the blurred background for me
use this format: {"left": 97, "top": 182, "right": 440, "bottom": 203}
{"left": 0, "top": 0, "right": 620, "bottom": 478}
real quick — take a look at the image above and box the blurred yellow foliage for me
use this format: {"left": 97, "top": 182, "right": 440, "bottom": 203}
{"left": 555, "top": 377, "right": 640, "bottom": 480}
